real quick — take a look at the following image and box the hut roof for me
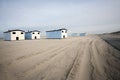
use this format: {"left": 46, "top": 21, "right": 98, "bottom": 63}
{"left": 26, "top": 30, "right": 40, "bottom": 33}
{"left": 46, "top": 28, "right": 67, "bottom": 32}
{"left": 4, "top": 29, "right": 25, "bottom": 33}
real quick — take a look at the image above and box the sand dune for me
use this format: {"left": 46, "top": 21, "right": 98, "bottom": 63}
{"left": 0, "top": 35, "right": 120, "bottom": 80}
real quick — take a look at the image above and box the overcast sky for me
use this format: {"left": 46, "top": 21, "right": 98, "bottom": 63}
{"left": 0, "top": 0, "right": 120, "bottom": 35}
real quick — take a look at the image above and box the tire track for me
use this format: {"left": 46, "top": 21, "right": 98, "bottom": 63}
{"left": 79, "top": 40, "right": 94, "bottom": 80}
{"left": 91, "top": 40, "right": 108, "bottom": 80}
{"left": 12, "top": 40, "right": 79, "bottom": 79}
{"left": 33, "top": 41, "right": 81, "bottom": 80}
{"left": 89, "top": 41, "right": 95, "bottom": 80}
{"left": 65, "top": 41, "right": 85, "bottom": 80}
{"left": 65, "top": 39, "right": 95, "bottom": 80}
{"left": 8, "top": 40, "right": 75, "bottom": 66}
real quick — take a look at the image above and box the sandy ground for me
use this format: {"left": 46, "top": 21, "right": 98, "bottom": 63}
{"left": 0, "top": 35, "right": 120, "bottom": 80}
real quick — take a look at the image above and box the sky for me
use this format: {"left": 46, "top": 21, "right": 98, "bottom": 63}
{"left": 0, "top": 0, "right": 120, "bottom": 37}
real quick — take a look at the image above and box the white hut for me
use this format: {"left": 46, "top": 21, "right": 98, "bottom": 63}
{"left": 25, "top": 30, "right": 40, "bottom": 40}
{"left": 46, "top": 28, "right": 67, "bottom": 39}
{"left": 4, "top": 29, "right": 25, "bottom": 41}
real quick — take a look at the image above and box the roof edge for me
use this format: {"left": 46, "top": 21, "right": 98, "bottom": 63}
{"left": 26, "top": 30, "right": 40, "bottom": 33}
{"left": 46, "top": 28, "right": 67, "bottom": 32}
{"left": 4, "top": 29, "right": 25, "bottom": 33}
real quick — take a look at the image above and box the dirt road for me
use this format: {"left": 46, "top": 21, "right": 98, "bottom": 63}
{"left": 0, "top": 35, "right": 120, "bottom": 80}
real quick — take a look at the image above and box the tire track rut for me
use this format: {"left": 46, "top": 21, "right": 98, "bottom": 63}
{"left": 12, "top": 40, "right": 78, "bottom": 79}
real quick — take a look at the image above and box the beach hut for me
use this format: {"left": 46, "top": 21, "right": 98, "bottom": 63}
{"left": 71, "top": 33, "right": 79, "bottom": 37}
{"left": 46, "top": 28, "right": 67, "bottom": 39}
{"left": 79, "top": 33, "right": 86, "bottom": 36}
{"left": 4, "top": 29, "right": 25, "bottom": 41}
{"left": 25, "top": 30, "right": 40, "bottom": 40}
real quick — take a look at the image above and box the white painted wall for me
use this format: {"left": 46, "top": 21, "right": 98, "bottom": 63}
{"left": 31, "top": 32, "right": 40, "bottom": 39}
{"left": 46, "top": 30, "right": 67, "bottom": 39}
{"left": 10, "top": 31, "right": 25, "bottom": 40}
{"left": 61, "top": 30, "right": 67, "bottom": 38}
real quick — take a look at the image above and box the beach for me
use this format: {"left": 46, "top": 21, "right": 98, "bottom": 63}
{"left": 0, "top": 35, "right": 120, "bottom": 80}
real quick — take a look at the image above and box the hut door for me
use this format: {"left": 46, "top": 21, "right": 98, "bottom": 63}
{"left": 35, "top": 36, "right": 37, "bottom": 39}
{"left": 16, "top": 37, "right": 19, "bottom": 40}
{"left": 63, "top": 35, "right": 65, "bottom": 38}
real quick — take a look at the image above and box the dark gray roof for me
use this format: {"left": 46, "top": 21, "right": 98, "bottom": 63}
{"left": 46, "top": 28, "right": 67, "bottom": 32}
{"left": 4, "top": 29, "right": 25, "bottom": 33}
{"left": 26, "top": 30, "right": 40, "bottom": 33}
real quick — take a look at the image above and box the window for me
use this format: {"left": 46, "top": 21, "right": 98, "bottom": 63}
{"left": 62, "top": 31, "right": 64, "bottom": 33}
{"left": 38, "top": 32, "right": 39, "bottom": 34}
{"left": 33, "top": 32, "right": 35, "bottom": 34}
{"left": 65, "top": 30, "right": 67, "bottom": 33}
{"left": 21, "top": 32, "right": 24, "bottom": 34}
{"left": 12, "top": 32, "right": 16, "bottom": 34}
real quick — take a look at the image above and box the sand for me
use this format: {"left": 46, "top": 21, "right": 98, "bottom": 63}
{"left": 0, "top": 35, "right": 120, "bottom": 80}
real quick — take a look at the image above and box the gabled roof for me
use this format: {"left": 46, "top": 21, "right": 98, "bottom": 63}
{"left": 4, "top": 29, "right": 25, "bottom": 33}
{"left": 26, "top": 30, "right": 40, "bottom": 33}
{"left": 46, "top": 28, "right": 67, "bottom": 32}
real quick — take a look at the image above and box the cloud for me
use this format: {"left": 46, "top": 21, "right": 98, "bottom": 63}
{"left": 0, "top": 0, "right": 120, "bottom": 34}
